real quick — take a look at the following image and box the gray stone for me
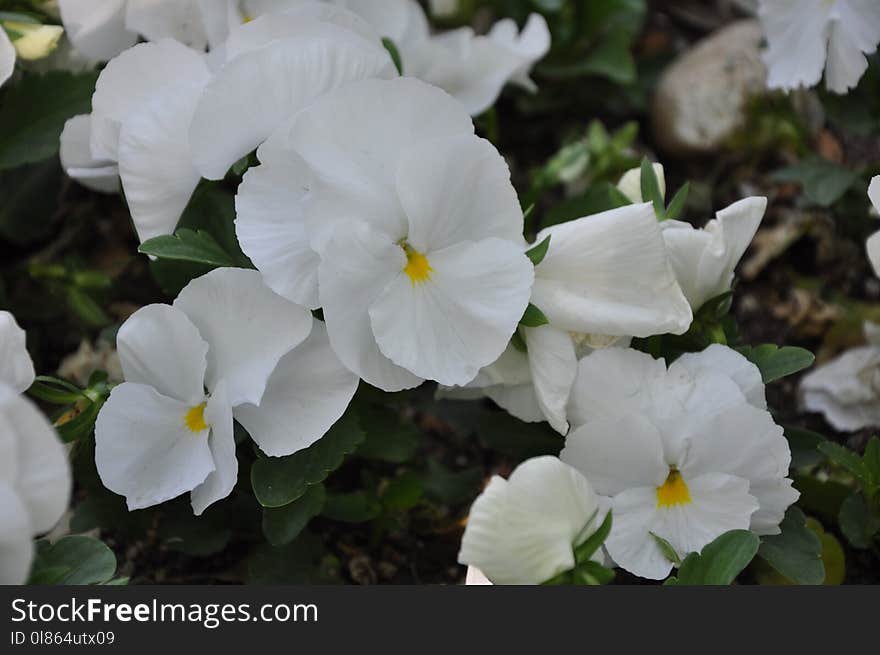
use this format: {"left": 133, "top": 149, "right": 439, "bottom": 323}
{"left": 653, "top": 19, "right": 767, "bottom": 155}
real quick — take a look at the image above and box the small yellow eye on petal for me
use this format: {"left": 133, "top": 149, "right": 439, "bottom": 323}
{"left": 184, "top": 403, "right": 209, "bottom": 433}
{"left": 656, "top": 469, "right": 691, "bottom": 508}
{"left": 402, "top": 244, "right": 433, "bottom": 286}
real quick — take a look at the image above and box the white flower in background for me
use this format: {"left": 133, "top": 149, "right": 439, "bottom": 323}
{"left": 801, "top": 322, "right": 880, "bottom": 431}
{"left": 237, "top": 77, "right": 533, "bottom": 391}
{"left": 428, "top": 0, "right": 459, "bottom": 18}
{"left": 57, "top": 0, "right": 138, "bottom": 61}
{"left": 458, "top": 456, "right": 602, "bottom": 585}
{"left": 662, "top": 197, "right": 767, "bottom": 312}
{"left": 561, "top": 345, "right": 797, "bottom": 580}
{"left": 189, "top": 5, "right": 394, "bottom": 181}
{"left": 0, "top": 27, "right": 14, "bottom": 87}
{"left": 868, "top": 176, "right": 880, "bottom": 277}
{"left": 1, "top": 19, "right": 64, "bottom": 86}
{"left": 0, "top": 385, "right": 72, "bottom": 585}
{"left": 0, "top": 311, "right": 35, "bottom": 393}
{"left": 59, "top": 115, "right": 120, "bottom": 194}
{"left": 95, "top": 268, "right": 358, "bottom": 513}
{"left": 758, "top": 0, "right": 880, "bottom": 94}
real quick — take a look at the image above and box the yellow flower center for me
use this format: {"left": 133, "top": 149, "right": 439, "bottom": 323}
{"left": 184, "top": 403, "right": 209, "bottom": 433}
{"left": 402, "top": 244, "right": 433, "bottom": 286}
{"left": 656, "top": 469, "right": 691, "bottom": 508}
{"left": 242, "top": 15, "right": 254, "bottom": 23}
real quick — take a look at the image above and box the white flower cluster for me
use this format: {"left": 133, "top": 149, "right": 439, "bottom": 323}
{"left": 0, "top": 312, "right": 71, "bottom": 584}
{"left": 758, "top": 0, "right": 880, "bottom": 94}
{"left": 460, "top": 345, "right": 799, "bottom": 583}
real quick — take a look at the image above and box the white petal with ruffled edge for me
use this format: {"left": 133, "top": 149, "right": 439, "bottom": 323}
{"left": 801, "top": 345, "right": 880, "bottom": 431}
{"left": 91, "top": 39, "right": 209, "bottom": 161}
{"left": 234, "top": 322, "right": 358, "bottom": 457}
{"left": 0, "top": 482, "right": 33, "bottom": 585}
{"left": 824, "top": 0, "right": 880, "bottom": 93}
{"left": 0, "top": 311, "right": 35, "bottom": 393}
{"left": 58, "top": 0, "right": 138, "bottom": 61}
{"left": 0, "top": 387, "right": 70, "bottom": 534}
{"left": 117, "top": 57, "right": 211, "bottom": 242}
{"left": 59, "top": 115, "right": 120, "bottom": 193}
{"left": 673, "top": 344, "right": 767, "bottom": 409}
{"left": 532, "top": 202, "right": 692, "bottom": 337}
{"left": 458, "top": 456, "right": 599, "bottom": 585}
{"left": 487, "top": 13, "right": 550, "bottom": 91}
{"left": 125, "top": 0, "right": 209, "bottom": 51}
{"left": 95, "top": 383, "right": 215, "bottom": 511}
{"left": 370, "top": 238, "right": 533, "bottom": 386}
{"left": 318, "top": 222, "right": 423, "bottom": 391}
{"left": 190, "top": 35, "right": 394, "bottom": 180}
{"left": 522, "top": 325, "right": 577, "bottom": 435}
{"left": 759, "top": 0, "right": 830, "bottom": 92}
{"left": 190, "top": 381, "right": 236, "bottom": 515}
{"left": 174, "top": 268, "right": 313, "bottom": 407}
{"left": 116, "top": 304, "right": 209, "bottom": 406}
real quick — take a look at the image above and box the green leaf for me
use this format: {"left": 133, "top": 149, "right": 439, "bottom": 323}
{"left": 574, "top": 510, "right": 612, "bottom": 564}
{"left": 783, "top": 425, "right": 827, "bottom": 470}
{"left": 56, "top": 399, "right": 102, "bottom": 443}
{"left": 664, "top": 182, "right": 690, "bottom": 220}
{"left": 381, "top": 37, "right": 403, "bottom": 75}
{"left": 771, "top": 157, "right": 859, "bottom": 207}
{"left": 382, "top": 471, "right": 424, "bottom": 512}
{"left": 818, "top": 440, "right": 877, "bottom": 491}
{"left": 356, "top": 404, "right": 420, "bottom": 464}
{"left": 420, "top": 460, "right": 483, "bottom": 506}
{"left": 757, "top": 507, "right": 825, "bottom": 585}
{"left": 28, "top": 536, "right": 117, "bottom": 585}
{"left": 159, "top": 501, "right": 233, "bottom": 557}
{"left": 573, "top": 560, "right": 615, "bottom": 585}
{"left": 510, "top": 330, "right": 527, "bottom": 353}
{"left": 736, "top": 344, "right": 815, "bottom": 383}
{"left": 262, "top": 483, "right": 326, "bottom": 546}
{"left": 67, "top": 286, "right": 110, "bottom": 327}
{"left": 0, "top": 71, "right": 99, "bottom": 170}
{"left": 139, "top": 228, "right": 240, "bottom": 267}
{"left": 667, "top": 530, "right": 759, "bottom": 585}
{"left": 28, "top": 377, "right": 85, "bottom": 404}
{"left": 650, "top": 532, "right": 682, "bottom": 566}
{"left": 246, "top": 532, "right": 325, "bottom": 584}
{"left": 640, "top": 157, "right": 665, "bottom": 216}
{"left": 322, "top": 491, "right": 382, "bottom": 523}
{"left": 519, "top": 303, "right": 549, "bottom": 327}
{"left": 477, "top": 410, "right": 562, "bottom": 460}
{"left": 251, "top": 410, "right": 364, "bottom": 508}
{"left": 525, "top": 235, "right": 551, "bottom": 266}
{"left": 838, "top": 492, "right": 880, "bottom": 549}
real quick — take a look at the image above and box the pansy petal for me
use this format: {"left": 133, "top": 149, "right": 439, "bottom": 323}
{"left": 748, "top": 478, "right": 800, "bottom": 536}
{"left": 567, "top": 348, "right": 667, "bottom": 429}
{"left": 370, "top": 238, "right": 533, "bottom": 386}
{"left": 318, "top": 222, "right": 423, "bottom": 391}
{"left": 0, "top": 311, "right": 35, "bottom": 393}
{"left": 523, "top": 325, "right": 577, "bottom": 435}
{"left": 234, "top": 322, "right": 359, "bottom": 457}
{"left": 58, "top": 0, "right": 138, "bottom": 62}
{"left": 94, "top": 382, "right": 215, "bottom": 511}
{"left": 0, "top": 388, "right": 71, "bottom": 534}
{"left": 125, "top": 0, "right": 208, "bottom": 50}
{"left": 485, "top": 383, "right": 546, "bottom": 424}
{"left": 117, "top": 304, "right": 208, "bottom": 406}
{"left": 118, "top": 67, "right": 211, "bottom": 243}
{"left": 458, "top": 456, "right": 599, "bottom": 585}
{"left": 397, "top": 135, "right": 523, "bottom": 252}
{"left": 0, "top": 482, "right": 33, "bottom": 585}
{"left": 532, "top": 202, "right": 692, "bottom": 337}
{"left": 190, "top": 381, "right": 236, "bottom": 515}
{"left": 235, "top": 150, "right": 321, "bottom": 308}
{"left": 1, "top": 28, "right": 15, "bottom": 87}
{"left": 190, "top": 35, "right": 394, "bottom": 180}
{"left": 561, "top": 414, "right": 668, "bottom": 497}
{"left": 759, "top": 0, "right": 829, "bottom": 92}
{"left": 868, "top": 231, "right": 880, "bottom": 278}
{"left": 59, "top": 115, "right": 120, "bottom": 194}
{"left": 91, "top": 39, "right": 209, "bottom": 161}
{"left": 801, "top": 346, "right": 880, "bottom": 431}
{"left": 673, "top": 344, "right": 766, "bottom": 409}
{"left": 825, "top": 18, "right": 869, "bottom": 94}
{"left": 174, "top": 268, "right": 313, "bottom": 407}
{"left": 604, "top": 486, "right": 671, "bottom": 580}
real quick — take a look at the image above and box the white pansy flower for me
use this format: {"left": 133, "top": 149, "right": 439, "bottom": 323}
{"left": 58, "top": 0, "right": 139, "bottom": 61}
{"left": 801, "top": 322, "right": 880, "bottom": 432}
{"left": 662, "top": 197, "right": 767, "bottom": 312}
{"left": 59, "top": 114, "right": 120, "bottom": 194}
{"left": 95, "top": 268, "right": 357, "bottom": 513}
{"left": 238, "top": 77, "right": 533, "bottom": 390}
{"left": 561, "top": 345, "right": 796, "bottom": 580}
{"left": 758, "top": 0, "right": 880, "bottom": 94}
{"left": 0, "top": 385, "right": 72, "bottom": 584}
{"left": 0, "top": 311, "right": 35, "bottom": 394}
{"left": 458, "top": 456, "right": 602, "bottom": 585}
{"left": 869, "top": 176, "right": 880, "bottom": 277}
